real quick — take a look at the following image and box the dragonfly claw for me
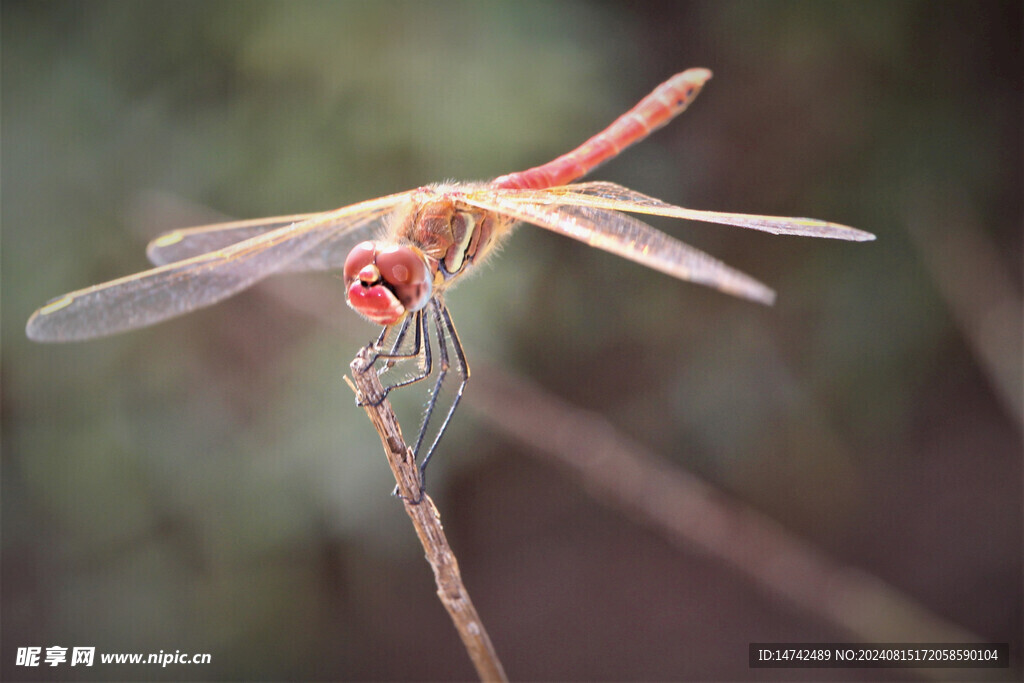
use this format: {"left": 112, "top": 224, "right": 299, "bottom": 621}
{"left": 354, "top": 388, "right": 389, "bottom": 408}
{"left": 393, "top": 481, "right": 426, "bottom": 505}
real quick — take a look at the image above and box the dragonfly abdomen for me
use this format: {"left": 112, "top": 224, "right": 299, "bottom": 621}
{"left": 492, "top": 68, "right": 712, "bottom": 191}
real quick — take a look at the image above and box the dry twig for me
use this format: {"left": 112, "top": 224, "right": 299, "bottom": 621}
{"left": 347, "top": 347, "right": 507, "bottom": 682}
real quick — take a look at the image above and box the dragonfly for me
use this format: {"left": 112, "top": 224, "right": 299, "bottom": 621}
{"left": 26, "top": 68, "right": 874, "bottom": 480}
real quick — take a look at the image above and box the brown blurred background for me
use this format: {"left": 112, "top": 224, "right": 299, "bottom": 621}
{"left": 3, "top": 1, "right": 1020, "bottom": 680}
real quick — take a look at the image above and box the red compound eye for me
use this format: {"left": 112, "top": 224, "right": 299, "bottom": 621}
{"left": 376, "top": 245, "right": 431, "bottom": 310}
{"left": 343, "top": 241, "right": 378, "bottom": 284}
{"left": 343, "top": 242, "right": 433, "bottom": 326}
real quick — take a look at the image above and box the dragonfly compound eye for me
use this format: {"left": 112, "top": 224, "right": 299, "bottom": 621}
{"left": 343, "top": 242, "right": 432, "bottom": 326}
{"left": 343, "top": 241, "right": 378, "bottom": 284}
{"left": 376, "top": 245, "right": 431, "bottom": 311}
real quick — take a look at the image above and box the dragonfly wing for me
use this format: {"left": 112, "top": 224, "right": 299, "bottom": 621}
{"left": 500, "top": 181, "right": 875, "bottom": 241}
{"left": 147, "top": 208, "right": 398, "bottom": 274}
{"left": 461, "top": 194, "right": 776, "bottom": 304}
{"left": 147, "top": 213, "right": 322, "bottom": 265}
{"left": 27, "top": 192, "right": 412, "bottom": 342}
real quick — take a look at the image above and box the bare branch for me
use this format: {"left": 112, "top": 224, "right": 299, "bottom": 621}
{"left": 348, "top": 347, "right": 508, "bottom": 683}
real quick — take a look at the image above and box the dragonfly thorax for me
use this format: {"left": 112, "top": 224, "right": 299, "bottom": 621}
{"left": 343, "top": 241, "right": 433, "bottom": 326}
{"left": 400, "top": 193, "right": 502, "bottom": 283}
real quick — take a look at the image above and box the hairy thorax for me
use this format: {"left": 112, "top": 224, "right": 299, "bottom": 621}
{"left": 396, "top": 185, "right": 513, "bottom": 288}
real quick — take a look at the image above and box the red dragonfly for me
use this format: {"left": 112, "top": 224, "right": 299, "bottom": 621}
{"left": 27, "top": 68, "right": 874, "bottom": 474}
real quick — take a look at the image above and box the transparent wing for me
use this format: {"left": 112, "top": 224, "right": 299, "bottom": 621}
{"left": 497, "top": 181, "right": 875, "bottom": 241}
{"left": 460, "top": 193, "right": 777, "bottom": 304}
{"left": 147, "top": 213, "right": 322, "bottom": 265}
{"left": 27, "top": 191, "right": 414, "bottom": 342}
{"left": 146, "top": 208, "right": 396, "bottom": 274}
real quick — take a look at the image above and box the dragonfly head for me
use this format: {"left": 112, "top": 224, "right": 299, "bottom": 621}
{"left": 344, "top": 241, "right": 433, "bottom": 326}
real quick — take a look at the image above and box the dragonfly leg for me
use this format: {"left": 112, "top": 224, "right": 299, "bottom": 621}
{"left": 410, "top": 302, "right": 451, "bottom": 484}
{"left": 378, "top": 311, "right": 432, "bottom": 394}
{"left": 354, "top": 300, "right": 467, "bottom": 501}
{"left": 382, "top": 310, "right": 439, "bottom": 502}
{"left": 357, "top": 311, "right": 433, "bottom": 408}
{"left": 372, "top": 324, "right": 390, "bottom": 351}
{"left": 373, "top": 314, "right": 412, "bottom": 376}
{"left": 364, "top": 313, "right": 416, "bottom": 371}
{"left": 415, "top": 301, "right": 470, "bottom": 486}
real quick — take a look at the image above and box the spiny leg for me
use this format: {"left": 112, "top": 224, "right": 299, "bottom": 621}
{"left": 382, "top": 310, "right": 432, "bottom": 394}
{"left": 366, "top": 312, "right": 417, "bottom": 369}
{"left": 355, "top": 300, "right": 468, "bottom": 500}
{"left": 381, "top": 308, "right": 441, "bottom": 502}
{"left": 358, "top": 310, "right": 431, "bottom": 407}
{"left": 416, "top": 301, "right": 470, "bottom": 482}
{"left": 412, "top": 301, "right": 452, "bottom": 459}
{"left": 375, "top": 313, "right": 414, "bottom": 376}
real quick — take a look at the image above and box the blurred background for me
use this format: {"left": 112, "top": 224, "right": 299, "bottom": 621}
{"left": 3, "top": 1, "right": 1020, "bottom": 680}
